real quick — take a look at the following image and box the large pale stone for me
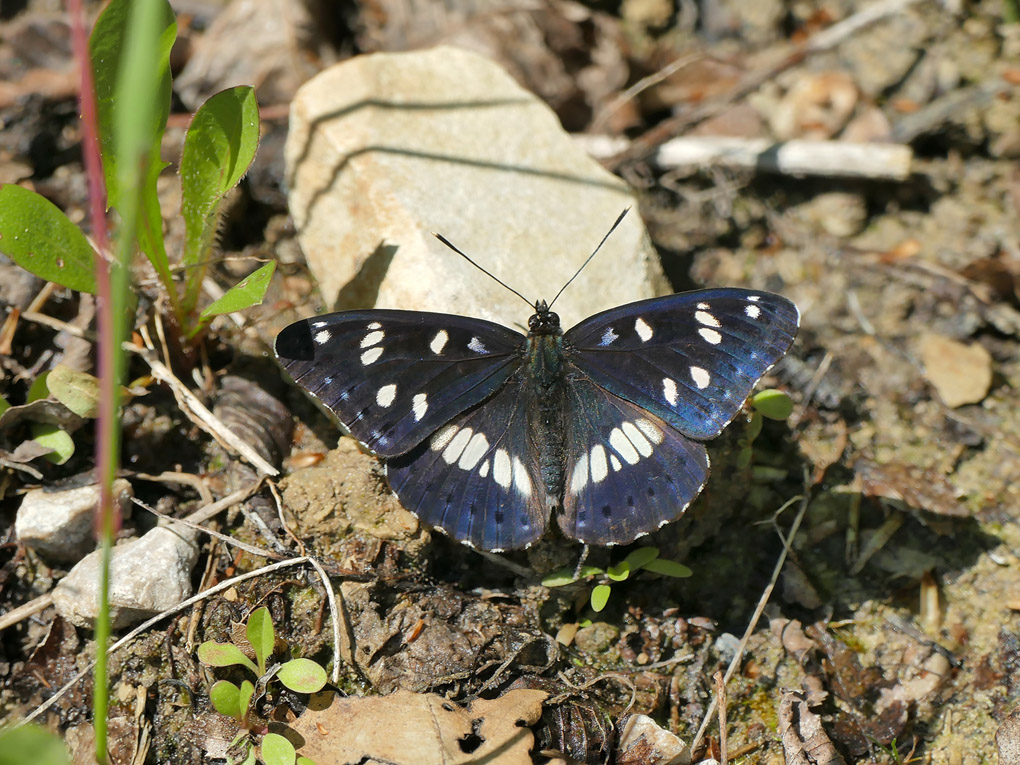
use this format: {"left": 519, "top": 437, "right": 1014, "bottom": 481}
{"left": 285, "top": 46, "right": 668, "bottom": 329}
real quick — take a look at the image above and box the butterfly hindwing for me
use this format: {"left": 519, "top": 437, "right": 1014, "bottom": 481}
{"left": 564, "top": 288, "right": 799, "bottom": 440}
{"left": 274, "top": 310, "right": 524, "bottom": 456}
{"left": 385, "top": 374, "right": 547, "bottom": 551}
{"left": 559, "top": 376, "right": 709, "bottom": 545}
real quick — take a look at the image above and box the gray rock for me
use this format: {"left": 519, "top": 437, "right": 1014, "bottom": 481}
{"left": 16, "top": 478, "right": 132, "bottom": 562}
{"left": 284, "top": 46, "right": 668, "bottom": 330}
{"left": 52, "top": 526, "right": 199, "bottom": 630}
{"left": 617, "top": 714, "right": 691, "bottom": 765}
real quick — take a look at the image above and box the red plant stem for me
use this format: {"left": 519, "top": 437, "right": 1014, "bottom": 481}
{"left": 67, "top": 0, "right": 118, "bottom": 759}
{"left": 66, "top": 1, "right": 118, "bottom": 530}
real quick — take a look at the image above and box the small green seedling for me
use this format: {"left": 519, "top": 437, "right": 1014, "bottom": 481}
{"left": 543, "top": 546, "right": 692, "bottom": 613}
{"left": 736, "top": 388, "right": 794, "bottom": 469}
{"left": 0, "top": 0, "right": 273, "bottom": 342}
{"left": 197, "top": 607, "right": 325, "bottom": 765}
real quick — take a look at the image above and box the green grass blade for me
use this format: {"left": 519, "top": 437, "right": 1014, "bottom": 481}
{"left": 196, "top": 261, "right": 275, "bottom": 329}
{"left": 89, "top": 0, "right": 176, "bottom": 297}
{"left": 246, "top": 607, "right": 274, "bottom": 675}
{"left": 0, "top": 185, "right": 98, "bottom": 294}
{"left": 180, "top": 86, "right": 260, "bottom": 312}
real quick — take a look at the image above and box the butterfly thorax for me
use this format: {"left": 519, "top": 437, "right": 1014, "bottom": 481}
{"left": 525, "top": 303, "right": 568, "bottom": 508}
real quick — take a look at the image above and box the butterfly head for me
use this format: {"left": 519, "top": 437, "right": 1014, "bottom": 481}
{"left": 528, "top": 300, "right": 561, "bottom": 336}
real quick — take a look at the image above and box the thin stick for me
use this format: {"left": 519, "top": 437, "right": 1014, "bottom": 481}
{"left": 716, "top": 670, "right": 728, "bottom": 765}
{"left": 690, "top": 488, "right": 810, "bottom": 754}
{"left": 18, "top": 556, "right": 329, "bottom": 727}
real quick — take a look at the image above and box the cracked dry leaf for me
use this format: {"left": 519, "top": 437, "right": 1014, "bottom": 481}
{"left": 287, "top": 688, "right": 548, "bottom": 765}
{"left": 779, "top": 690, "right": 846, "bottom": 765}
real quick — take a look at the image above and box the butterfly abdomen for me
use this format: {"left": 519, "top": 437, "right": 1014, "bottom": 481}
{"left": 526, "top": 331, "right": 569, "bottom": 510}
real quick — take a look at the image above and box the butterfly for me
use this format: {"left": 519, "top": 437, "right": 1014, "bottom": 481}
{"left": 275, "top": 282, "right": 799, "bottom": 552}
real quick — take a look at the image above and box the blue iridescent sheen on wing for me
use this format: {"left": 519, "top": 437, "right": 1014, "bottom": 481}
{"left": 564, "top": 288, "right": 799, "bottom": 440}
{"left": 558, "top": 377, "right": 709, "bottom": 545}
{"left": 385, "top": 376, "right": 547, "bottom": 551}
{"left": 274, "top": 310, "right": 523, "bottom": 456}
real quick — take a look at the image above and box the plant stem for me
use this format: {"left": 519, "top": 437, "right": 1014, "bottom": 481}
{"left": 67, "top": 0, "right": 115, "bottom": 760}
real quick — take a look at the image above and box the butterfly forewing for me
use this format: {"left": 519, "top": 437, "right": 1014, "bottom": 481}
{"left": 564, "top": 289, "right": 799, "bottom": 440}
{"left": 385, "top": 375, "right": 547, "bottom": 551}
{"left": 559, "top": 377, "right": 709, "bottom": 545}
{"left": 274, "top": 310, "right": 524, "bottom": 457}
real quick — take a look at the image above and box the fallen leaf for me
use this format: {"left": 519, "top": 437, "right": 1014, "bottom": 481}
{"left": 778, "top": 690, "right": 846, "bottom": 765}
{"left": 919, "top": 333, "right": 993, "bottom": 408}
{"left": 287, "top": 688, "right": 547, "bottom": 765}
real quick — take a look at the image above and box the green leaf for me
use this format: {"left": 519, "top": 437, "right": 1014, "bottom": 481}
{"left": 622, "top": 546, "right": 659, "bottom": 572}
{"left": 0, "top": 186, "right": 97, "bottom": 294}
{"left": 605, "top": 563, "right": 630, "bottom": 582}
{"left": 642, "top": 559, "right": 693, "bottom": 578}
{"left": 590, "top": 584, "right": 612, "bottom": 613}
{"left": 180, "top": 86, "right": 261, "bottom": 312}
{"left": 0, "top": 397, "right": 9, "bottom": 416}
{"left": 198, "top": 261, "right": 276, "bottom": 323}
{"left": 247, "top": 607, "right": 275, "bottom": 674}
{"left": 752, "top": 389, "right": 794, "bottom": 421}
{"left": 238, "top": 680, "right": 255, "bottom": 720}
{"left": 31, "top": 423, "right": 74, "bottom": 464}
{"left": 210, "top": 680, "right": 242, "bottom": 719}
{"left": 541, "top": 565, "right": 603, "bottom": 587}
{"left": 0, "top": 724, "right": 71, "bottom": 765}
{"left": 47, "top": 364, "right": 102, "bottom": 419}
{"left": 260, "top": 733, "right": 296, "bottom": 765}
{"left": 296, "top": 758, "right": 317, "bottom": 765}
{"left": 197, "top": 641, "right": 259, "bottom": 676}
{"left": 736, "top": 445, "right": 753, "bottom": 470}
{"left": 27, "top": 371, "right": 50, "bottom": 403}
{"left": 746, "top": 410, "right": 763, "bottom": 441}
{"left": 90, "top": 0, "right": 176, "bottom": 288}
{"left": 277, "top": 658, "right": 327, "bottom": 694}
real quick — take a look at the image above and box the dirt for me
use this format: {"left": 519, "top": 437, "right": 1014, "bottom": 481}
{"left": 2, "top": 0, "right": 1020, "bottom": 763}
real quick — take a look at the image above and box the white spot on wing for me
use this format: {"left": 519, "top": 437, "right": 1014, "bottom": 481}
{"left": 600, "top": 327, "right": 618, "bottom": 346}
{"left": 634, "top": 317, "right": 653, "bottom": 342}
{"left": 376, "top": 384, "right": 396, "bottom": 408}
{"left": 431, "top": 424, "right": 458, "bottom": 451}
{"left": 696, "top": 302, "right": 710, "bottom": 310}
{"left": 412, "top": 393, "right": 428, "bottom": 421}
{"left": 493, "top": 449, "right": 512, "bottom": 489}
{"left": 367, "top": 322, "right": 382, "bottom": 329}
{"left": 745, "top": 304, "right": 761, "bottom": 319}
{"left": 748, "top": 295, "right": 761, "bottom": 302}
{"left": 622, "top": 421, "right": 652, "bottom": 457}
{"left": 569, "top": 453, "right": 589, "bottom": 494}
{"left": 698, "top": 327, "right": 722, "bottom": 345}
{"left": 695, "top": 310, "right": 721, "bottom": 328}
{"left": 468, "top": 336, "right": 488, "bottom": 354}
{"left": 610, "top": 454, "right": 622, "bottom": 472}
{"left": 313, "top": 320, "right": 327, "bottom": 328}
{"left": 361, "top": 330, "right": 384, "bottom": 348}
{"left": 479, "top": 460, "right": 490, "bottom": 478}
{"left": 690, "top": 366, "right": 711, "bottom": 389}
{"left": 361, "top": 347, "right": 383, "bottom": 365}
{"left": 663, "top": 377, "right": 678, "bottom": 406}
{"left": 590, "top": 444, "right": 609, "bottom": 483}
{"left": 458, "top": 432, "right": 489, "bottom": 470}
{"left": 442, "top": 427, "right": 473, "bottom": 464}
{"left": 314, "top": 330, "right": 331, "bottom": 345}
{"left": 430, "top": 330, "right": 449, "bottom": 354}
{"left": 609, "top": 428, "right": 640, "bottom": 464}
{"left": 512, "top": 456, "right": 531, "bottom": 497}
{"left": 635, "top": 418, "right": 664, "bottom": 444}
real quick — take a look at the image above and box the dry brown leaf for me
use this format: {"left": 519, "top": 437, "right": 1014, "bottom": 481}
{"left": 778, "top": 690, "right": 846, "bottom": 765}
{"left": 919, "top": 333, "right": 993, "bottom": 408}
{"left": 288, "top": 688, "right": 547, "bottom": 765}
{"left": 855, "top": 459, "right": 967, "bottom": 518}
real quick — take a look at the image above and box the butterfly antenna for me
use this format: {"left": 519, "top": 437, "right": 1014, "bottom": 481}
{"left": 548, "top": 208, "right": 630, "bottom": 311}
{"left": 433, "top": 233, "right": 534, "bottom": 309}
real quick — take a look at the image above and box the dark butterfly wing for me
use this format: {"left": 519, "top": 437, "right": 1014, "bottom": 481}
{"left": 274, "top": 310, "right": 524, "bottom": 457}
{"left": 385, "top": 373, "right": 547, "bottom": 551}
{"left": 563, "top": 288, "right": 799, "bottom": 440}
{"left": 559, "top": 376, "right": 708, "bottom": 545}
